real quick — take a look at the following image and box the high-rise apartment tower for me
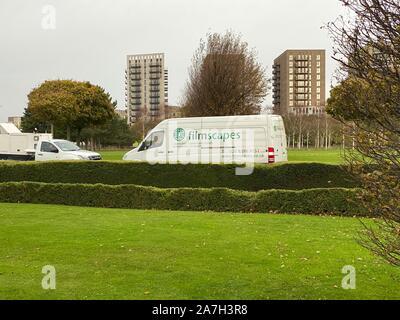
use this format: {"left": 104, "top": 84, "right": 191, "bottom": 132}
{"left": 272, "top": 49, "right": 325, "bottom": 115}
{"left": 125, "top": 53, "right": 168, "bottom": 124}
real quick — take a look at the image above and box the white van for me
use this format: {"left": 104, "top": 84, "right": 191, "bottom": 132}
{"left": 0, "top": 123, "right": 101, "bottom": 161}
{"left": 123, "top": 115, "right": 287, "bottom": 165}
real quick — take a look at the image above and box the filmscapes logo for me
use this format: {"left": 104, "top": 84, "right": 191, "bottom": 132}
{"left": 173, "top": 128, "right": 242, "bottom": 143}
{"left": 189, "top": 130, "right": 241, "bottom": 142}
{"left": 173, "top": 128, "right": 186, "bottom": 142}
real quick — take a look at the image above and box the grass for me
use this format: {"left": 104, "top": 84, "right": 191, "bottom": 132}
{"left": 0, "top": 203, "right": 399, "bottom": 300}
{"left": 288, "top": 148, "right": 344, "bottom": 164}
{"left": 99, "top": 148, "right": 345, "bottom": 164}
{"left": 99, "top": 150, "right": 129, "bottom": 161}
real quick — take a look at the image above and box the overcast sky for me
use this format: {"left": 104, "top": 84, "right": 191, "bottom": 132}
{"left": 0, "top": 0, "right": 347, "bottom": 122}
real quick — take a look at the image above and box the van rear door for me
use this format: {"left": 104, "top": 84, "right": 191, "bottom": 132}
{"left": 270, "top": 117, "right": 288, "bottom": 162}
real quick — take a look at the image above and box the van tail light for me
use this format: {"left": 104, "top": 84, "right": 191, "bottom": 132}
{"left": 267, "top": 147, "right": 275, "bottom": 164}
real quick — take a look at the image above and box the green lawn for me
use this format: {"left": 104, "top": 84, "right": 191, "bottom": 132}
{"left": 288, "top": 148, "right": 344, "bottom": 164}
{"left": 100, "top": 148, "right": 344, "bottom": 164}
{"left": 0, "top": 203, "right": 398, "bottom": 300}
{"left": 99, "top": 150, "right": 129, "bottom": 161}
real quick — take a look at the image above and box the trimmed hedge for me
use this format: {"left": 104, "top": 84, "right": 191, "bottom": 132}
{"left": 0, "top": 162, "right": 359, "bottom": 191}
{"left": 0, "top": 181, "right": 366, "bottom": 216}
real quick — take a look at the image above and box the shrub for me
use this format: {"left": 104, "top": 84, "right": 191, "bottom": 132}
{"left": 0, "top": 162, "right": 359, "bottom": 191}
{"left": 0, "top": 181, "right": 366, "bottom": 216}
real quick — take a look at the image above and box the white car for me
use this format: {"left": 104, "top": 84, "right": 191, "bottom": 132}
{"left": 35, "top": 139, "right": 102, "bottom": 161}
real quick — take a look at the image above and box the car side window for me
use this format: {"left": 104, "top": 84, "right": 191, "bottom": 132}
{"left": 41, "top": 142, "right": 58, "bottom": 153}
{"left": 138, "top": 131, "right": 164, "bottom": 152}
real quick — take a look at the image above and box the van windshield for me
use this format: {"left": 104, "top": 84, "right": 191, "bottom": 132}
{"left": 54, "top": 140, "right": 80, "bottom": 151}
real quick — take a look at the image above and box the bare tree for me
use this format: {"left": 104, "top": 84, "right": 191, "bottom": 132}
{"left": 182, "top": 31, "right": 268, "bottom": 117}
{"left": 282, "top": 113, "right": 343, "bottom": 150}
{"left": 327, "top": 0, "right": 400, "bottom": 265}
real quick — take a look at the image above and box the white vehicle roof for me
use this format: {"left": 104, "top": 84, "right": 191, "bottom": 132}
{"left": 0, "top": 123, "right": 22, "bottom": 134}
{"left": 155, "top": 114, "right": 282, "bottom": 129}
{"left": 160, "top": 114, "right": 280, "bottom": 123}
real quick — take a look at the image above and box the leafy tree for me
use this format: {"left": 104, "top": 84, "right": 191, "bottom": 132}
{"left": 24, "top": 80, "right": 115, "bottom": 140}
{"left": 182, "top": 31, "right": 268, "bottom": 117}
{"left": 80, "top": 115, "right": 135, "bottom": 149}
{"left": 327, "top": 0, "right": 400, "bottom": 265}
{"left": 21, "top": 108, "right": 50, "bottom": 133}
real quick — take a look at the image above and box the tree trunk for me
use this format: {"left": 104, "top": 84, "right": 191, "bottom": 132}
{"left": 66, "top": 126, "right": 71, "bottom": 141}
{"left": 342, "top": 124, "right": 345, "bottom": 150}
{"left": 329, "top": 133, "right": 332, "bottom": 149}
{"left": 76, "top": 128, "right": 82, "bottom": 146}
{"left": 298, "top": 118, "right": 302, "bottom": 149}
{"left": 325, "top": 115, "right": 328, "bottom": 150}
{"left": 91, "top": 136, "right": 95, "bottom": 151}
{"left": 292, "top": 132, "right": 295, "bottom": 149}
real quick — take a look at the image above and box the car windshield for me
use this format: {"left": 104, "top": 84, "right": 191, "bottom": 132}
{"left": 54, "top": 140, "right": 80, "bottom": 152}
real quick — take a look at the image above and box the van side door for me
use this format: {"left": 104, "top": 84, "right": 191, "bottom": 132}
{"left": 166, "top": 121, "right": 201, "bottom": 164}
{"left": 137, "top": 131, "right": 166, "bottom": 162}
